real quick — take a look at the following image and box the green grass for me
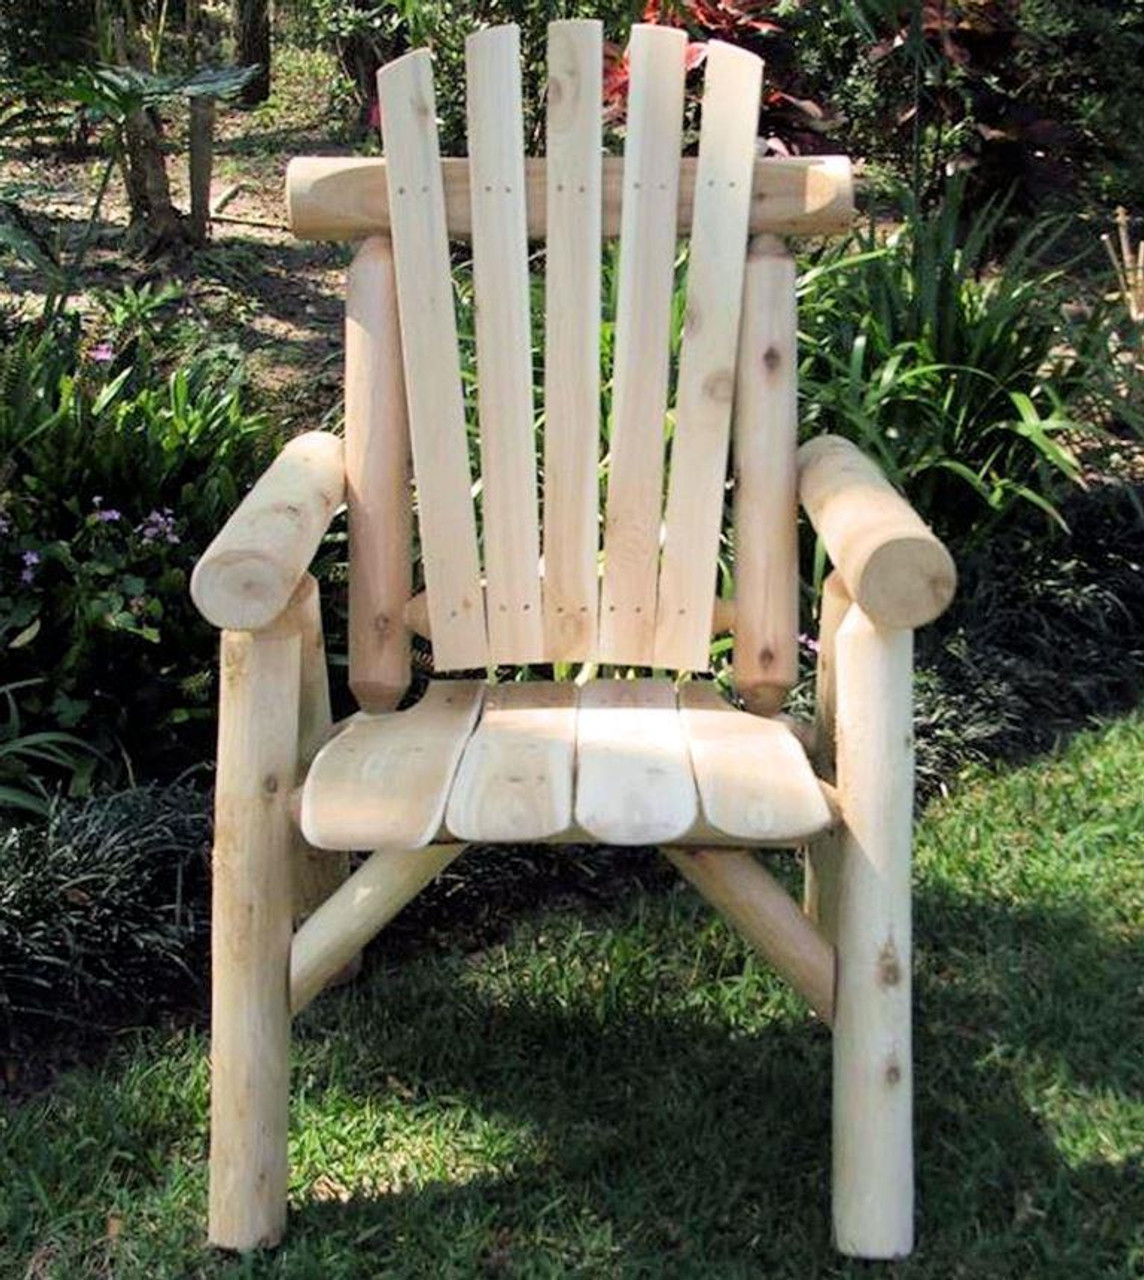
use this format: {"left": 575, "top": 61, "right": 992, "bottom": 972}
{"left": 2, "top": 717, "right": 1143, "bottom": 1277}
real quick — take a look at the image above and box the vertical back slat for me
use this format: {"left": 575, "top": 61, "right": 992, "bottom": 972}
{"left": 653, "top": 41, "right": 763, "bottom": 670}
{"left": 732, "top": 234, "right": 800, "bottom": 712}
{"left": 542, "top": 18, "right": 603, "bottom": 662}
{"left": 376, "top": 51, "right": 488, "bottom": 671}
{"left": 597, "top": 24, "right": 687, "bottom": 665}
{"left": 466, "top": 25, "right": 544, "bottom": 663}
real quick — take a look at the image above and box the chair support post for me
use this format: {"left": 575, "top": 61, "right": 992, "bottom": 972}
{"left": 288, "top": 576, "right": 350, "bottom": 926}
{"left": 831, "top": 604, "right": 914, "bottom": 1258}
{"left": 208, "top": 620, "right": 302, "bottom": 1251}
{"left": 804, "top": 570, "right": 851, "bottom": 940}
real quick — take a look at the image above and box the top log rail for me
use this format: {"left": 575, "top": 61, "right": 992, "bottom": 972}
{"left": 287, "top": 154, "right": 854, "bottom": 242}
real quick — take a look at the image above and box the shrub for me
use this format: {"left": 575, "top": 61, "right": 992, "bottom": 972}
{"left": 0, "top": 784, "right": 211, "bottom": 1035}
{"left": 796, "top": 181, "right": 1137, "bottom": 542}
{"left": 0, "top": 290, "right": 278, "bottom": 804}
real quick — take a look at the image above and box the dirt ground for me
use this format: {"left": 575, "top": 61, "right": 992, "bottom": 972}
{"left": 1, "top": 46, "right": 361, "bottom": 430}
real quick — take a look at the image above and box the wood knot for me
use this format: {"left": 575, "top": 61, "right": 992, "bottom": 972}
{"left": 758, "top": 645, "right": 775, "bottom": 669}
{"left": 877, "top": 939, "right": 902, "bottom": 987}
{"left": 762, "top": 346, "right": 782, "bottom": 372}
{"left": 262, "top": 774, "right": 279, "bottom": 796}
{"left": 703, "top": 369, "right": 735, "bottom": 403}
{"left": 373, "top": 610, "right": 394, "bottom": 639}
{"left": 885, "top": 1058, "right": 902, "bottom": 1086}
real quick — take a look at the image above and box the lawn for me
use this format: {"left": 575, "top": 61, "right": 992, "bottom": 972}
{"left": 1, "top": 716, "right": 1142, "bottom": 1278}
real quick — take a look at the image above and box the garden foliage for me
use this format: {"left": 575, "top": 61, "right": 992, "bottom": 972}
{"left": 0, "top": 784, "right": 210, "bottom": 1034}
{"left": 0, "top": 289, "right": 276, "bottom": 808}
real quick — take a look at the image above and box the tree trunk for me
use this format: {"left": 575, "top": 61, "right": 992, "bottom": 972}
{"left": 123, "top": 106, "right": 187, "bottom": 248}
{"left": 235, "top": 0, "right": 270, "bottom": 105}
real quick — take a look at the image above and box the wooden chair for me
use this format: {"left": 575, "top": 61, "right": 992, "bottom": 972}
{"left": 191, "top": 21, "right": 955, "bottom": 1260}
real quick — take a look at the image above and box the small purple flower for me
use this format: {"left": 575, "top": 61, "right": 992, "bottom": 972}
{"left": 91, "top": 496, "right": 121, "bottom": 523}
{"left": 20, "top": 567, "right": 36, "bottom": 585}
{"left": 89, "top": 341, "right": 114, "bottom": 363}
{"left": 138, "top": 508, "right": 180, "bottom": 545}
{"left": 799, "top": 631, "right": 820, "bottom": 655}
{"left": 22, "top": 550, "right": 41, "bottom": 567}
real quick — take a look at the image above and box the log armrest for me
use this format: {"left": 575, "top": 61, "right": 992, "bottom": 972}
{"left": 798, "top": 435, "right": 956, "bottom": 629}
{"left": 191, "top": 431, "right": 346, "bottom": 630}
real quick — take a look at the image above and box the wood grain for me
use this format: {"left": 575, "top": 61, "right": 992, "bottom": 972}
{"left": 466, "top": 25, "right": 544, "bottom": 662}
{"left": 542, "top": 19, "right": 603, "bottom": 661}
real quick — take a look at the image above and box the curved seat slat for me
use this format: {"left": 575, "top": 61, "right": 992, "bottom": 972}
{"left": 678, "top": 682, "right": 832, "bottom": 842}
{"left": 446, "top": 682, "right": 577, "bottom": 842}
{"left": 300, "top": 681, "right": 484, "bottom": 850}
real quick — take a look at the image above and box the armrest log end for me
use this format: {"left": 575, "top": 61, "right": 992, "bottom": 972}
{"left": 798, "top": 435, "right": 956, "bottom": 630}
{"left": 191, "top": 432, "right": 346, "bottom": 630}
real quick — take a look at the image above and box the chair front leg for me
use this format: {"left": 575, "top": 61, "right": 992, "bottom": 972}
{"left": 208, "top": 617, "right": 302, "bottom": 1251}
{"left": 831, "top": 603, "right": 915, "bottom": 1259}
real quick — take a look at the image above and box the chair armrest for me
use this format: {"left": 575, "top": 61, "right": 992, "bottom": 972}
{"left": 798, "top": 435, "right": 956, "bottom": 629}
{"left": 191, "top": 432, "right": 345, "bottom": 630}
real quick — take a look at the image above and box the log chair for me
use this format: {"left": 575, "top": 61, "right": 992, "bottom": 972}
{"left": 190, "top": 20, "right": 955, "bottom": 1258}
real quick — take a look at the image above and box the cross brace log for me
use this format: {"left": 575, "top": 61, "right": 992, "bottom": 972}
{"left": 664, "top": 847, "right": 835, "bottom": 1025}
{"left": 290, "top": 844, "right": 466, "bottom": 1014}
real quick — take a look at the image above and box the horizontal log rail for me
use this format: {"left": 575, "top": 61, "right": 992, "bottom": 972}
{"left": 286, "top": 154, "right": 854, "bottom": 242}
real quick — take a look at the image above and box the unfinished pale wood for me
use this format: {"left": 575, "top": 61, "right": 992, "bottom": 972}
{"left": 285, "top": 577, "right": 350, "bottom": 924}
{"left": 575, "top": 678, "right": 697, "bottom": 843}
{"left": 300, "top": 681, "right": 484, "bottom": 850}
{"left": 543, "top": 19, "right": 603, "bottom": 660}
{"left": 665, "top": 848, "right": 835, "bottom": 1024}
{"left": 191, "top": 432, "right": 344, "bottom": 631}
{"left": 377, "top": 51, "right": 487, "bottom": 670}
{"left": 290, "top": 844, "right": 465, "bottom": 1014}
{"left": 466, "top": 25, "right": 544, "bottom": 662}
{"left": 804, "top": 570, "right": 850, "bottom": 940}
{"left": 732, "top": 236, "right": 800, "bottom": 712}
{"left": 286, "top": 154, "right": 855, "bottom": 241}
{"left": 654, "top": 42, "right": 764, "bottom": 670}
{"left": 345, "top": 236, "right": 412, "bottom": 711}
{"left": 832, "top": 604, "right": 914, "bottom": 1258}
{"left": 446, "top": 682, "right": 577, "bottom": 841}
{"left": 598, "top": 24, "right": 687, "bottom": 664}
{"left": 406, "top": 588, "right": 734, "bottom": 643}
{"left": 678, "top": 682, "right": 832, "bottom": 843}
{"left": 799, "top": 435, "right": 956, "bottom": 629}
{"left": 208, "top": 625, "right": 300, "bottom": 1250}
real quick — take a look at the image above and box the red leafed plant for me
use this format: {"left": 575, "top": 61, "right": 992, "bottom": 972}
{"left": 602, "top": 38, "right": 708, "bottom": 123}
{"left": 643, "top": 0, "right": 783, "bottom": 40}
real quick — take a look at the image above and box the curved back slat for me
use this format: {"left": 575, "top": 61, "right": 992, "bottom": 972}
{"left": 542, "top": 18, "right": 603, "bottom": 662}
{"left": 653, "top": 41, "right": 764, "bottom": 670}
{"left": 376, "top": 50, "right": 488, "bottom": 672}
{"left": 466, "top": 25, "right": 544, "bottom": 664}
{"left": 597, "top": 23, "right": 687, "bottom": 666}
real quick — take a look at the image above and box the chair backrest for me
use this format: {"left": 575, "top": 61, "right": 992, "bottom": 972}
{"left": 352, "top": 20, "right": 802, "bottom": 712}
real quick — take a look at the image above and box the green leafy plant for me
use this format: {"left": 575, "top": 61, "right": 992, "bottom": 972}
{"left": 0, "top": 297, "right": 277, "bottom": 806}
{"left": 797, "top": 181, "right": 1135, "bottom": 539}
{"left": 0, "top": 784, "right": 211, "bottom": 1031}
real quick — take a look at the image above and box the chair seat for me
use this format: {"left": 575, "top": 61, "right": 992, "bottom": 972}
{"left": 299, "top": 679, "right": 834, "bottom": 851}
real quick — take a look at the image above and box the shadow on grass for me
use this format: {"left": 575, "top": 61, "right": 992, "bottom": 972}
{"left": 277, "top": 877, "right": 1143, "bottom": 1277}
